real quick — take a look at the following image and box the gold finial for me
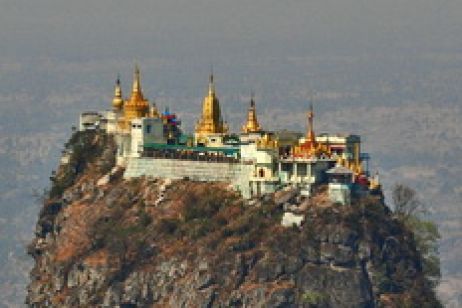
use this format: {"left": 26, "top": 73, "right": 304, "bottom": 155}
{"left": 242, "top": 91, "right": 262, "bottom": 133}
{"left": 132, "top": 64, "right": 142, "bottom": 94}
{"left": 306, "top": 102, "right": 315, "bottom": 143}
{"left": 208, "top": 69, "right": 215, "bottom": 96}
{"left": 115, "top": 75, "right": 122, "bottom": 96}
{"left": 112, "top": 75, "right": 123, "bottom": 110}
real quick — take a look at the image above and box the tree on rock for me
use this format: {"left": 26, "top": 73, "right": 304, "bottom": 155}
{"left": 392, "top": 183, "right": 441, "bottom": 289}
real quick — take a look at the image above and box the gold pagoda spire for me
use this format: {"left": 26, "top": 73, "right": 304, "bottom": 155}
{"left": 242, "top": 92, "right": 262, "bottom": 133}
{"left": 150, "top": 102, "right": 160, "bottom": 118}
{"left": 195, "top": 72, "right": 228, "bottom": 140}
{"left": 292, "top": 102, "right": 326, "bottom": 158}
{"left": 112, "top": 75, "right": 124, "bottom": 111}
{"left": 131, "top": 65, "right": 144, "bottom": 99}
{"left": 120, "top": 65, "right": 150, "bottom": 130}
{"left": 208, "top": 71, "right": 215, "bottom": 96}
{"left": 306, "top": 103, "right": 315, "bottom": 143}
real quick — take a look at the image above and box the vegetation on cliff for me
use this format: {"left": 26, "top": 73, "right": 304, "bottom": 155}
{"left": 391, "top": 183, "right": 441, "bottom": 290}
{"left": 48, "top": 130, "right": 116, "bottom": 198}
{"left": 27, "top": 131, "right": 442, "bottom": 307}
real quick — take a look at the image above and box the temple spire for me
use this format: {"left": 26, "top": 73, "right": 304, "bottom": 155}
{"left": 132, "top": 65, "right": 142, "bottom": 95}
{"left": 115, "top": 75, "right": 122, "bottom": 96}
{"left": 195, "top": 71, "right": 227, "bottom": 140}
{"left": 208, "top": 69, "right": 215, "bottom": 96}
{"left": 242, "top": 91, "right": 262, "bottom": 133}
{"left": 112, "top": 75, "right": 123, "bottom": 110}
{"left": 120, "top": 65, "right": 150, "bottom": 130}
{"left": 306, "top": 102, "right": 315, "bottom": 143}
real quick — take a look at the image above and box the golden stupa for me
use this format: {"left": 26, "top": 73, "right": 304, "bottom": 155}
{"left": 195, "top": 73, "right": 228, "bottom": 139}
{"left": 120, "top": 66, "right": 150, "bottom": 130}
{"left": 242, "top": 94, "right": 262, "bottom": 133}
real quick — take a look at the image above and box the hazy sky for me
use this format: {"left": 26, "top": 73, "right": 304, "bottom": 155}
{"left": 1, "top": 0, "right": 461, "bottom": 61}
{"left": 1, "top": 0, "right": 461, "bottom": 125}
{"left": 0, "top": 0, "right": 461, "bottom": 131}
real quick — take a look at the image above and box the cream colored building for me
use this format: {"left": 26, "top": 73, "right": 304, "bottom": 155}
{"left": 79, "top": 111, "right": 104, "bottom": 131}
{"left": 326, "top": 165, "right": 354, "bottom": 205}
{"left": 129, "top": 118, "right": 165, "bottom": 157}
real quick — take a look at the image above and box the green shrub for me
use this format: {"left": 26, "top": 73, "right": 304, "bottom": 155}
{"left": 48, "top": 130, "right": 116, "bottom": 199}
{"left": 301, "top": 290, "right": 328, "bottom": 305}
{"left": 138, "top": 210, "right": 152, "bottom": 227}
{"left": 180, "top": 218, "right": 215, "bottom": 239}
{"left": 183, "top": 193, "right": 222, "bottom": 221}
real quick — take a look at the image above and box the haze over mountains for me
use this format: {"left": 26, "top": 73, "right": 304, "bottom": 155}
{"left": 1, "top": 0, "right": 461, "bottom": 305}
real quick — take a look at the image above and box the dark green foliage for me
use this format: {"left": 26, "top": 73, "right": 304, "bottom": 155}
{"left": 49, "top": 169, "right": 75, "bottom": 199}
{"left": 138, "top": 209, "right": 152, "bottom": 227}
{"left": 375, "top": 261, "right": 407, "bottom": 293}
{"left": 301, "top": 290, "right": 328, "bottom": 305}
{"left": 405, "top": 216, "right": 441, "bottom": 288}
{"left": 183, "top": 189, "right": 223, "bottom": 222}
{"left": 158, "top": 218, "right": 181, "bottom": 235}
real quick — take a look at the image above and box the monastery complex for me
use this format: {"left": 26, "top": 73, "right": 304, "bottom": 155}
{"left": 79, "top": 66, "right": 381, "bottom": 204}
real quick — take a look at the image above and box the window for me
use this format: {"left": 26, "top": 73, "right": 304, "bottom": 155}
{"left": 146, "top": 125, "right": 152, "bottom": 134}
{"left": 297, "top": 163, "right": 307, "bottom": 176}
{"left": 281, "top": 163, "right": 293, "bottom": 172}
{"left": 259, "top": 168, "right": 265, "bottom": 177}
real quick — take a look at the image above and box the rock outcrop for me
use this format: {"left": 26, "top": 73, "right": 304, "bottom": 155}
{"left": 26, "top": 131, "right": 441, "bottom": 307}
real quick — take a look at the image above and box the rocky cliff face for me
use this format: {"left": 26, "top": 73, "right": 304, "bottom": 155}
{"left": 26, "top": 131, "right": 441, "bottom": 307}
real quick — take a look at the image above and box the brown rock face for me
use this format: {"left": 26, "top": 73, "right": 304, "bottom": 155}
{"left": 26, "top": 131, "right": 441, "bottom": 307}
